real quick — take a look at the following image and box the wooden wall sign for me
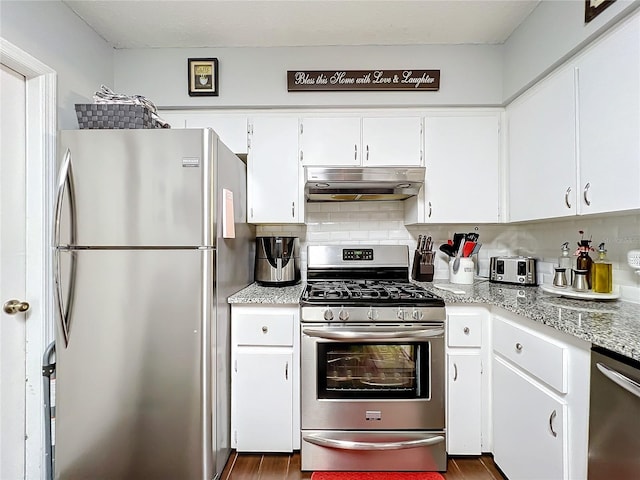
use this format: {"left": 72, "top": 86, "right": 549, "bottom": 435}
{"left": 287, "top": 70, "right": 440, "bottom": 92}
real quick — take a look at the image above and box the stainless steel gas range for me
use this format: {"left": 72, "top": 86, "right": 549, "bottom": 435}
{"left": 300, "top": 245, "right": 447, "bottom": 472}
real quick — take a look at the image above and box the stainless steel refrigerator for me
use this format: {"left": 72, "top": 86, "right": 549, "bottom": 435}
{"left": 53, "top": 128, "right": 254, "bottom": 479}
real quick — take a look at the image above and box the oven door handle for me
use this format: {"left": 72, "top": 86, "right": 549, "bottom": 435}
{"left": 302, "top": 327, "right": 444, "bottom": 341}
{"left": 303, "top": 433, "right": 445, "bottom": 451}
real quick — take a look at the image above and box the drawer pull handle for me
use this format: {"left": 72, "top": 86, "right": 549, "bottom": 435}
{"left": 515, "top": 342, "right": 523, "bottom": 352}
{"left": 453, "top": 363, "right": 458, "bottom": 381}
{"left": 262, "top": 326, "right": 268, "bottom": 334}
{"left": 463, "top": 327, "right": 470, "bottom": 334}
{"left": 549, "top": 410, "right": 558, "bottom": 437}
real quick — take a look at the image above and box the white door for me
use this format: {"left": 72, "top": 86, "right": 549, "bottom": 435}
{"left": 1, "top": 39, "right": 56, "bottom": 479}
{"left": 0, "top": 62, "right": 28, "bottom": 480}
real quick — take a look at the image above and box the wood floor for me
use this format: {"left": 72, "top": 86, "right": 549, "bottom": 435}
{"left": 220, "top": 451, "right": 507, "bottom": 480}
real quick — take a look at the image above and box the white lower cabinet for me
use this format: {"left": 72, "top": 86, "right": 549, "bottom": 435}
{"left": 445, "top": 306, "right": 488, "bottom": 455}
{"left": 491, "top": 312, "right": 590, "bottom": 480}
{"left": 234, "top": 350, "right": 293, "bottom": 452}
{"left": 231, "top": 305, "right": 300, "bottom": 452}
{"left": 447, "top": 352, "right": 482, "bottom": 454}
{"left": 493, "top": 357, "right": 567, "bottom": 479}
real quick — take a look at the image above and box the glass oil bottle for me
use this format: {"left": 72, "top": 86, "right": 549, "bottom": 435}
{"left": 591, "top": 243, "right": 613, "bottom": 294}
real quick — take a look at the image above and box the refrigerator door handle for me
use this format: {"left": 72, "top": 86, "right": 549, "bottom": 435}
{"left": 53, "top": 148, "right": 78, "bottom": 347}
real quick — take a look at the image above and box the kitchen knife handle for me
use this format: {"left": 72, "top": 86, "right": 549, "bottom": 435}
{"left": 564, "top": 187, "right": 572, "bottom": 209}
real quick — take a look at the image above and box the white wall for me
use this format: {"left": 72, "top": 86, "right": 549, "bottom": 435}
{"left": 114, "top": 45, "right": 503, "bottom": 108}
{"left": 0, "top": 0, "right": 114, "bottom": 129}
{"left": 503, "top": 0, "right": 640, "bottom": 102}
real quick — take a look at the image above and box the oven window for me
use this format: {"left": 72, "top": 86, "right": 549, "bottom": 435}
{"left": 317, "top": 342, "right": 429, "bottom": 399}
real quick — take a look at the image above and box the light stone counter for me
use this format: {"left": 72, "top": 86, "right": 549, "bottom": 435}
{"left": 229, "top": 279, "right": 640, "bottom": 362}
{"left": 416, "top": 279, "right": 640, "bottom": 362}
{"left": 228, "top": 282, "right": 305, "bottom": 305}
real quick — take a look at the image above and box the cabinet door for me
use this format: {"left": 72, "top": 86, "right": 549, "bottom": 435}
{"left": 577, "top": 14, "right": 640, "bottom": 214}
{"left": 234, "top": 350, "right": 293, "bottom": 452}
{"left": 362, "top": 117, "right": 423, "bottom": 166}
{"left": 507, "top": 67, "right": 577, "bottom": 222}
{"left": 247, "top": 116, "right": 302, "bottom": 223}
{"left": 185, "top": 114, "right": 248, "bottom": 154}
{"left": 422, "top": 113, "right": 501, "bottom": 223}
{"left": 300, "top": 117, "right": 361, "bottom": 166}
{"left": 493, "top": 357, "right": 567, "bottom": 480}
{"left": 447, "top": 352, "right": 481, "bottom": 455}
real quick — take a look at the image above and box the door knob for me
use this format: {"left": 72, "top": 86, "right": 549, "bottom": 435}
{"left": 3, "top": 299, "right": 30, "bottom": 315}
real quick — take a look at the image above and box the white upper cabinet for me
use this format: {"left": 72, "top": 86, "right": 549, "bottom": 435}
{"left": 576, "top": 13, "right": 640, "bottom": 215}
{"left": 406, "top": 111, "right": 501, "bottom": 224}
{"left": 247, "top": 116, "right": 304, "bottom": 224}
{"left": 185, "top": 113, "right": 249, "bottom": 154}
{"left": 507, "top": 66, "right": 577, "bottom": 222}
{"left": 299, "top": 116, "right": 361, "bottom": 166}
{"left": 361, "top": 116, "right": 423, "bottom": 166}
{"left": 506, "top": 11, "right": 640, "bottom": 221}
{"left": 299, "top": 115, "right": 423, "bottom": 167}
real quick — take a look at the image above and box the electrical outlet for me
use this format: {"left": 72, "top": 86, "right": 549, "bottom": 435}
{"left": 628, "top": 249, "right": 640, "bottom": 271}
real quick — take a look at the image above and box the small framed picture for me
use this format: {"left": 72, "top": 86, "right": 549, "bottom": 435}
{"left": 188, "top": 58, "right": 219, "bottom": 96}
{"left": 585, "top": 0, "right": 616, "bottom": 23}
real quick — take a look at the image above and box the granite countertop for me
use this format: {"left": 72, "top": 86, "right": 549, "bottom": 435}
{"left": 228, "top": 282, "right": 305, "bottom": 305}
{"left": 229, "top": 280, "right": 640, "bottom": 362}
{"left": 417, "top": 279, "right": 640, "bottom": 362}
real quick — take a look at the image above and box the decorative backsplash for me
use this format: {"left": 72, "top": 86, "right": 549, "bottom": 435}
{"left": 256, "top": 201, "right": 640, "bottom": 303}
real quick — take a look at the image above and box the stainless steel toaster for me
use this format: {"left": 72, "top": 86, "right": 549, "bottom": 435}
{"left": 489, "top": 256, "right": 537, "bottom": 285}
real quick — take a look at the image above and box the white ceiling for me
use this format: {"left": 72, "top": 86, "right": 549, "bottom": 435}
{"left": 62, "top": 0, "right": 541, "bottom": 49}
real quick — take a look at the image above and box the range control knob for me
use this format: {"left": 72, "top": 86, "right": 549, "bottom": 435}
{"left": 323, "top": 308, "right": 334, "bottom": 321}
{"left": 396, "top": 308, "right": 406, "bottom": 321}
{"left": 367, "top": 307, "right": 379, "bottom": 321}
{"left": 412, "top": 309, "right": 424, "bottom": 321}
{"left": 338, "top": 308, "right": 350, "bottom": 322}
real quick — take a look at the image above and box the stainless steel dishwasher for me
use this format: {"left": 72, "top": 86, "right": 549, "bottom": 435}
{"left": 588, "top": 346, "right": 640, "bottom": 479}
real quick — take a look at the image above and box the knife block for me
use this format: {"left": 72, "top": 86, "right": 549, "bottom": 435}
{"left": 411, "top": 250, "right": 434, "bottom": 282}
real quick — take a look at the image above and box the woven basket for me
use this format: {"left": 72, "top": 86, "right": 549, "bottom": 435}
{"left": 75, "top": 104, "right": 164, "bottom": 129}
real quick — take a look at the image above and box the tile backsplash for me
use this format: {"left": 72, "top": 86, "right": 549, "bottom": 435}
{"left": 256, "top": 201, "right": 640, "bottom": 303}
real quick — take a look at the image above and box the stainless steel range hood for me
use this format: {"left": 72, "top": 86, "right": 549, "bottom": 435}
{"left": 304, "top": 166, "right": 425, "bottom": 202}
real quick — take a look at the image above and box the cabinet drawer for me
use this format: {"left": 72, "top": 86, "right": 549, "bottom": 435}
{"left": 448, "top": 314, "right": 482, "bottom": 347}
{"left": 235, "top": 314, "right": 294, "bottom": 346}
{"left": 493, "top": 316, "right": 567, "bottom": 393}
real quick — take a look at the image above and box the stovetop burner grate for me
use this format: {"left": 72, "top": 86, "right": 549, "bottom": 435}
{"left": 302, "top": 279, "right": 443, "bottom": 306}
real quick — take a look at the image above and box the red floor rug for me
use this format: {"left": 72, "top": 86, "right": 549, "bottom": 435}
{"left": 311, "top": 473, "right": 445, "bottom": 480}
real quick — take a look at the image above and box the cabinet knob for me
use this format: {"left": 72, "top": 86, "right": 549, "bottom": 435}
{"left": 515, "top": 342, "right": 523, "bottom": 352}
{"left": 262, "top": 326, "right": 268, "bottom": 334}
{"left": 463, "top": 327, "right": 470, "bottom": 334}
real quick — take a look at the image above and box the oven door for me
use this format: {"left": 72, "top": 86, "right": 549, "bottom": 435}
{"left": 301, "top": 323, "right": 445, "bottom": 431}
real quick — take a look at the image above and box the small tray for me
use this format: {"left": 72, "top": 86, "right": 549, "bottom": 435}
{"left": 540, "top": 284, "right": 620, "bottom": 301}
